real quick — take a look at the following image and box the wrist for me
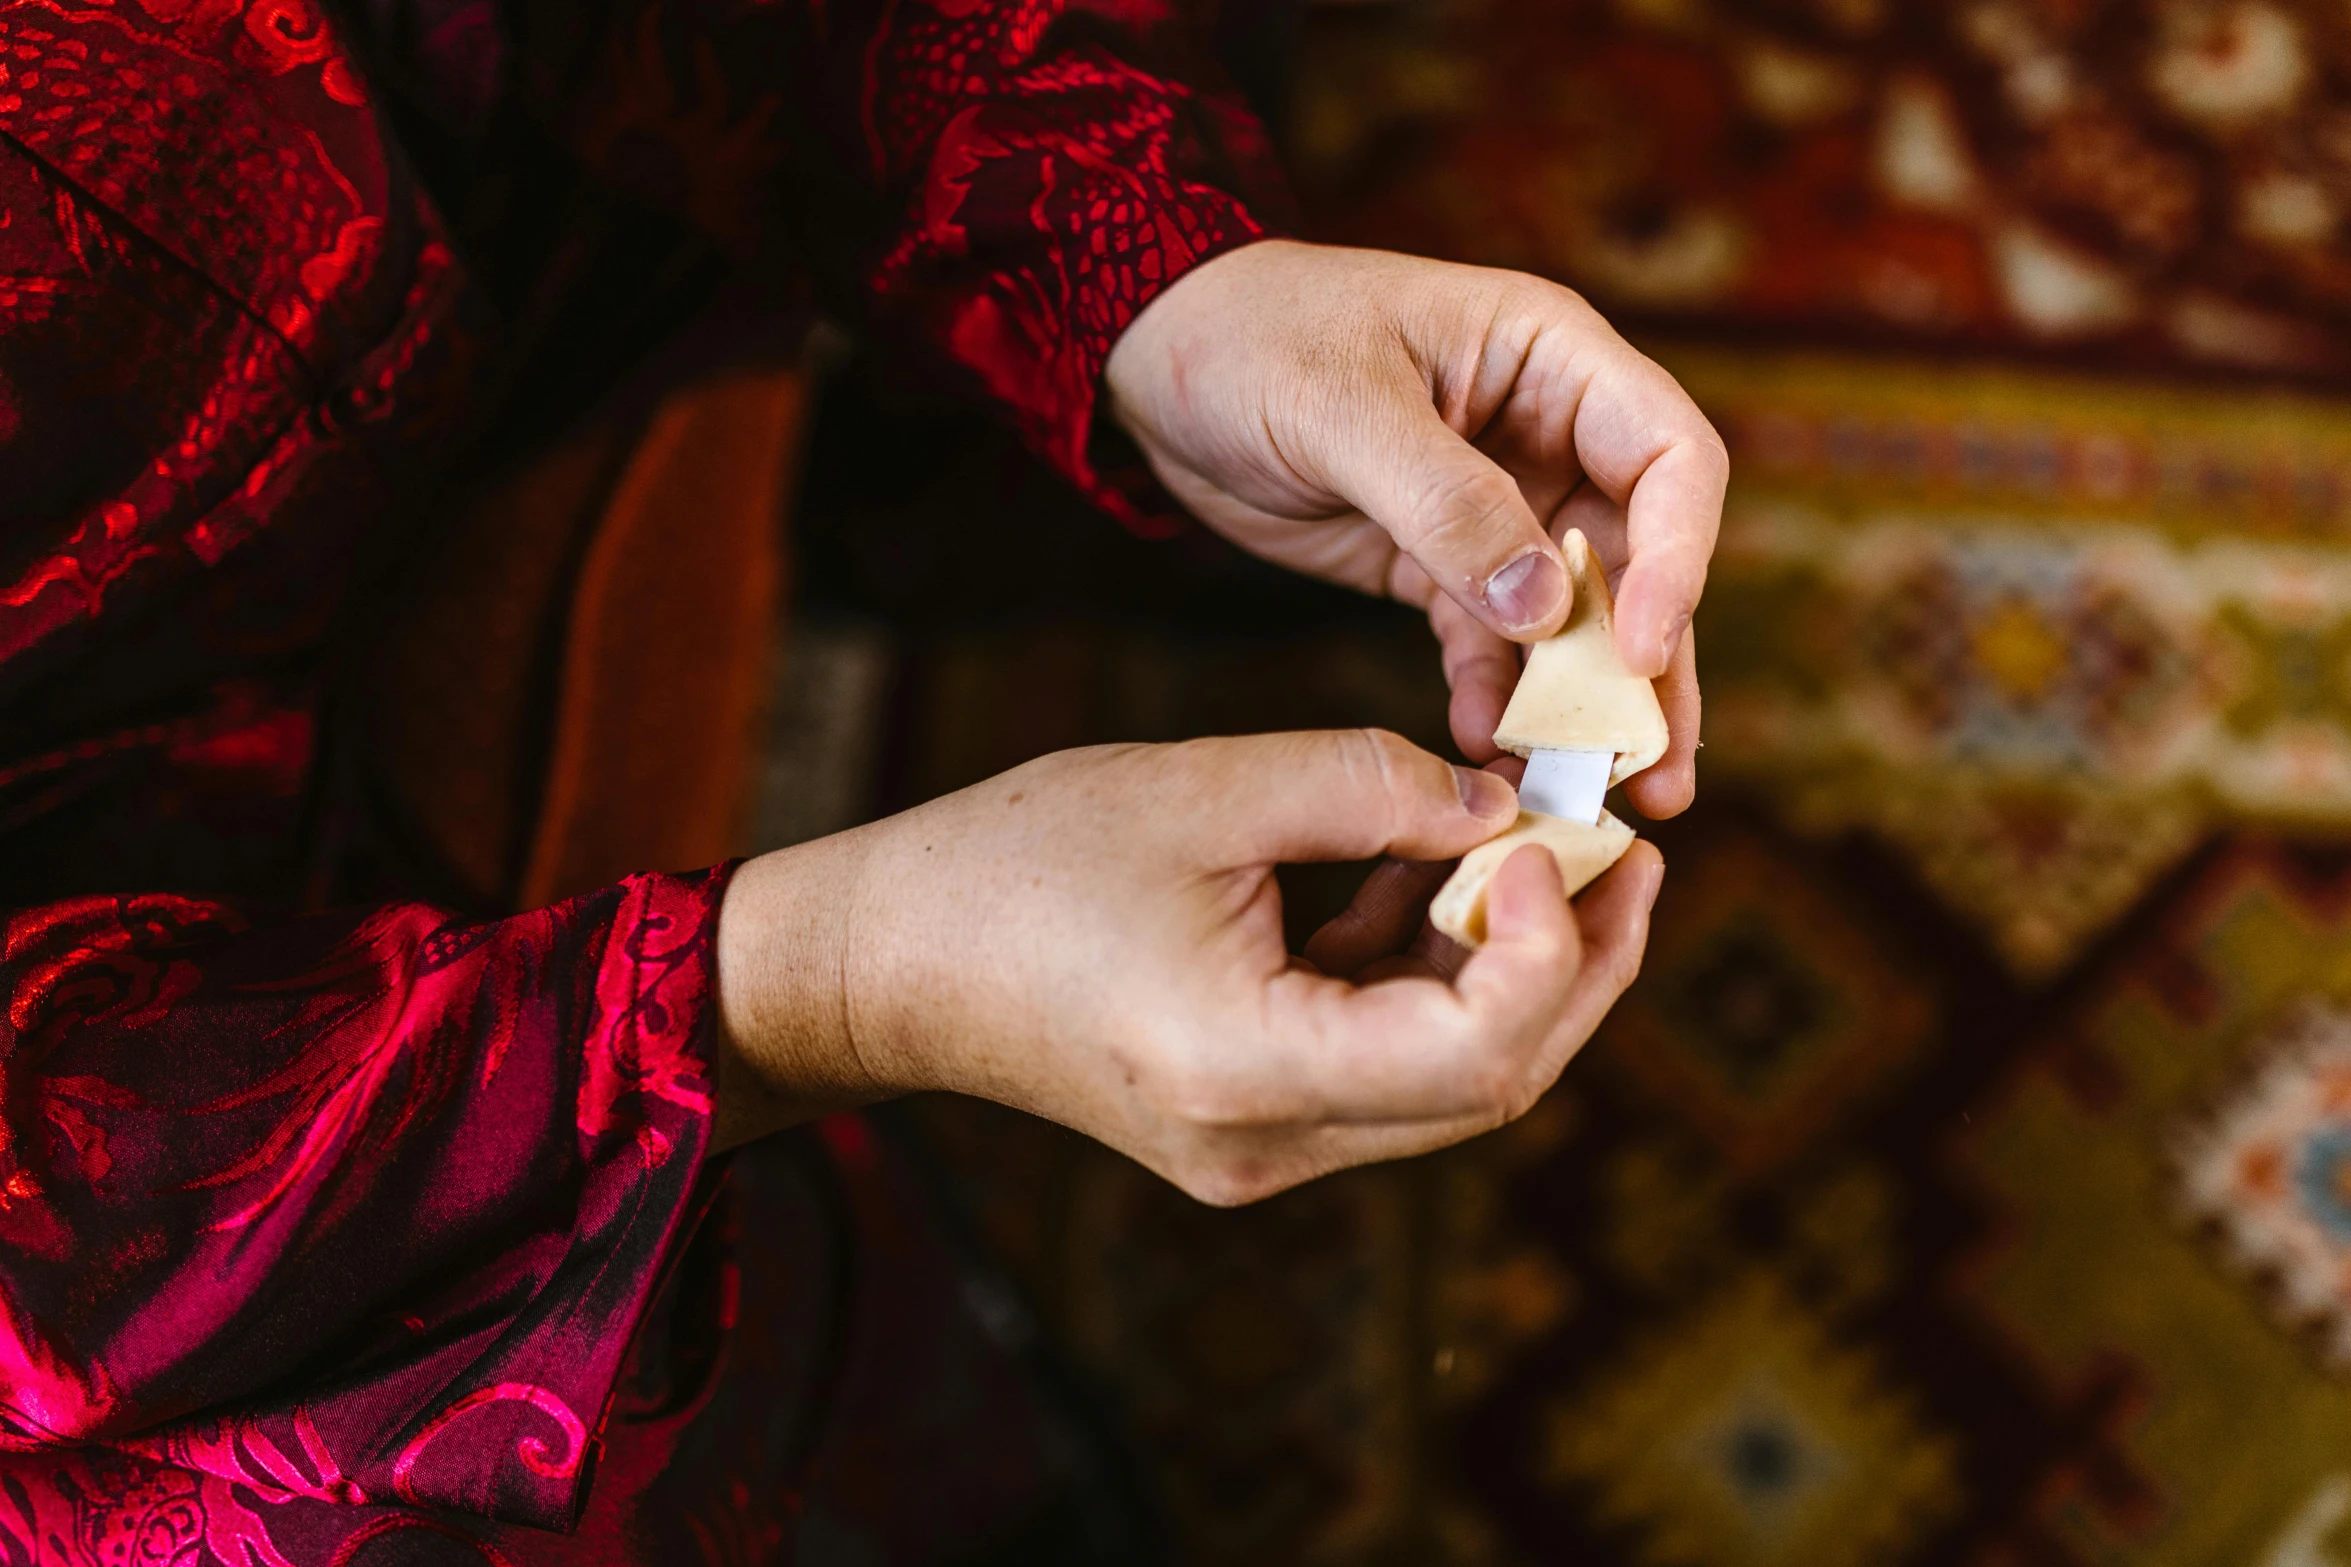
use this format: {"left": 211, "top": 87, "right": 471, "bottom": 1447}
{"left": 710, "top": 834, "right": 888, "bottom": 1151}
{"left": 1103, "top": 236, "right": 1298, "bottom": 437}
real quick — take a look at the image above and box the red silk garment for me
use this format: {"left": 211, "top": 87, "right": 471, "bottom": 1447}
{"left": 0, "top": 874, "right": 724, "bottom": 1528}
{"left": 0, "top": 0, "right": 1281, "bottom": 1560}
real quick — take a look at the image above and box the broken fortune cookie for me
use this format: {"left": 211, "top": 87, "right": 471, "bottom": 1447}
{"left": 1429, "top": 529, "right": 1668, "bottom": 947}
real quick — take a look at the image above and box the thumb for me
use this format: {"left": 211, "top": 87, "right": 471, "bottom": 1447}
{"left": 1329, "top": 395, "right": 1571, "bottom": 640}
{"left": 1181, "top": 730, "right": 1520, "bottom": 865}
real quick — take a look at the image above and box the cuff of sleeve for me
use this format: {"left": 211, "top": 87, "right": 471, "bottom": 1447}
{"left": 357, "top": 866, "right": 731, "bottom": 1529}
{"left": 873, "top": 55, "right": 1290, "bottom": 539}
{"left": 1061, "top": 211, "right": 1274, "bottom": 541}
{"left": 944, "top": 191, "right": 1274, "bottom": 541}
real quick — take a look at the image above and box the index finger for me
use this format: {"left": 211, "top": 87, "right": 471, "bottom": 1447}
{"left": 1568, "top": 348, "right": 1727, "bottom": 680}
{"left": 1257, "top": 837, "right": 1659, "bottom": 1124}
{"left": 1257, "top": 844, "right": 1577, "bottom": 1122}
{"left": 1621, "top": 627, "right": 1700, "bottom": 819}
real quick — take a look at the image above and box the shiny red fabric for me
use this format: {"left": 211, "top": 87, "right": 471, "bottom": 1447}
{"left": 0, "top": 874, "right": 724, "bottom": 1528}
{"left": 0, "top": 0, "right": 1277, "bottom": 1560}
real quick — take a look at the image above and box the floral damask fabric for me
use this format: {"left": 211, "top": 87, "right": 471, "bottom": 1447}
{"left": 0, "top": 872, "right": 725, "bottom": 1531}
{"left": 0, "top": 0, "right": 1279, "bottom": 1561}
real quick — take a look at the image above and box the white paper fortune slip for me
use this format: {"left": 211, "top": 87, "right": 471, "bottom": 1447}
{"left": 1516, "top": 747, "right": 1613, "bottom": 826}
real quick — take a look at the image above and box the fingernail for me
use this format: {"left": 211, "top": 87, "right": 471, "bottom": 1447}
{"left": 1455, "top": 765, "right": 1515, "bottom": 818}
{"left": 1484, "top": 550, "right": 1566, "bottom": 633}
{"left": 1658, "top": 610, "right": 1692, "bottom": 671}
{"left": 1644, "top": 861, "right": 1666, "bottom": 913}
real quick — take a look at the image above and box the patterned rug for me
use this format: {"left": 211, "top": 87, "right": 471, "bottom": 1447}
{"left": 771, "top": 2, "right": 2351, "bottom": 1561}
{"left": 1293, "top": 0, "right": 2351, "bottom": 373}
{"left": 1662, "top": 344, "right": 2351, "bottom": 977}
{"left": 874, "top": 682, "right": 2351, "bottom": 1567}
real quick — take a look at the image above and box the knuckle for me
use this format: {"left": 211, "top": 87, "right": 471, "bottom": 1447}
{"left": 1698, "top": 423, "right": 1732, "bottom": 467}
{"left": 1463, "top": 1048, "right": 1525, "bottom": 1118}
{"left": 1158, "top": 1064, "right": 1248, "bottom": 1129}
{"left": 1525, "top": 923, "right": 1579, "bottom": 980}
{"left": 1176, "top": 1159, "right": 1282, "bottom": 1209}
{"left": 1505, "top": 271, "right": 1587, "bottom": 323}
{"left": 1336, "top": 726, "right": 1414, "bottom": 835}
{"left": 1403, "top": 470, "right": 1527, "bottom": 561}
{"left": 1151, "top": 1046, "right": 1288, "bottom": 1132}
{"left": 1504, "top": 1061, "right": 1572, "bottom": 1126}
{"left": 1359, "top": 725, "right": 1421, "bottom": 782}
{"left": 1684, "top": 426, "right": 1733, "bottom": 486}
{"left": 1497, "top": 1076, "right": 1547, "bottom": 1127}
{"left": 1384, "top": 728, "right": 1454, "bottom": 834}
{"left": 1605, "top": 938, "right": 1646, "bottom": 995}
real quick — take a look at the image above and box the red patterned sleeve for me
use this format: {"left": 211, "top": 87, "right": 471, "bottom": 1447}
{"left": 525, "top": 0, "right": 1286, "bottom": 525}
{"left": 0, "top": 870, "right": 726, "bottom": 1531}
{"left": 719, "top": 0, "right": 1289, "bottom": 530}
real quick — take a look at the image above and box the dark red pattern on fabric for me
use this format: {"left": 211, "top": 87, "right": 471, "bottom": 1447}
{"left": 851, "top": 1, "right": 1274, "bottom": 524}
{"left": 522, "top": 0, "right": 1278, "bottom": 525}
{"left": 0, "top": 0, "right": 1280, "bottom": 1557}
{"left": 0, "top": 1123, "right": 1076, "bottom": 1566}
{"left": 869, "top": 43, "right": 1267, "bottom": 521}
{"left": 0, "top": 0, "right": 388, "bottom": 359}
{"left": 0, "top": 870, "right": 724, "bottom": 1527}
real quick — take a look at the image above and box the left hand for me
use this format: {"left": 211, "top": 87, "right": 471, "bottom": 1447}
{"left": 1104, "top": 240, "right": 1723, "bottom": 818}
{"left": 713, "top": 728, "right": 1661, "bottom": 1198}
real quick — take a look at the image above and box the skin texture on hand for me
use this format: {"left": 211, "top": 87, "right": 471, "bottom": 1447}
{"left": 713, "top": 730, "right": 1662, "bottom": 1203}
{"left": 1102, "top": 240, "right": 1724, "bottom": 819}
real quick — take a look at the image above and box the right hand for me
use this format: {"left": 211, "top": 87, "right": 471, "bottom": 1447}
{"left": 1103, "top": 241, "right": 1722, "bottom": 817}
{"left": 713, "top": 730, "right": 1662, "bottom": 1204}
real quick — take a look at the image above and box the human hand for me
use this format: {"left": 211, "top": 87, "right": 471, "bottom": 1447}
{"left": 1103, "top": 240, "right": 1722, "bottom": 817}
{"left": 714, "top": 731, "right": 1662, "bottom": 1202}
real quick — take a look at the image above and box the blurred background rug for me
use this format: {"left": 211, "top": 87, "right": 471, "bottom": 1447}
{"left": 764, "top": 2, "right": 2351, "bottom": 1562}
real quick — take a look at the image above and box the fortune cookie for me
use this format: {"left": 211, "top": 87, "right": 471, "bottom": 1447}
{"left": 1431, "top": 530, "right": 1668, "bottom": 947}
